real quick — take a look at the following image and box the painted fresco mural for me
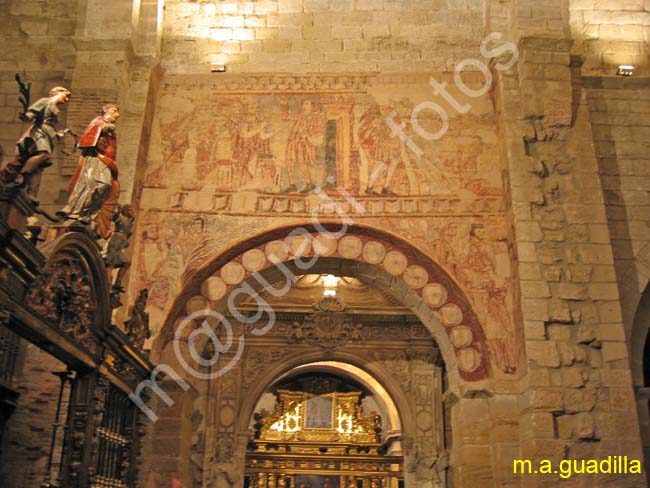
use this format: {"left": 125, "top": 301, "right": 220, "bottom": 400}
{"left": 129, "top": 74, "right": 519, "bottom": 378}
{"left": 143, "top": 74, "right": 503, "bottom": 203}
{"left": 146, "top": 94, "right": 501, "bottom": 197}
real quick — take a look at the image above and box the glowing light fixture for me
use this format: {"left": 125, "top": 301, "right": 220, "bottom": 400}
{"left": 617, "top": 65, "right": 635, "bottom": 76}
{"left": 322, "top": 274, "right": 340, "bottom": 287}
{"left": 321, "top": 275, "right": 341, "bottom": 297}
{"left": 210, "top": 62, "right": 226, "bottom": 73}
{"left": 322, "top": 274, "right": 340, "bottom": 297}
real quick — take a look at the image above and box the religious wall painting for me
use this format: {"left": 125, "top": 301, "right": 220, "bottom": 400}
{"left": 131, "top": 210, "right": 271, "bottom": 336}
{"left": 132, "top": 76, "right": 518, "bottom": 376}
{"left": 386, "top": 216, "right": 518, "bottom": 373}
{"left": 144, "top": 79, "right": 504, "bottom": 202}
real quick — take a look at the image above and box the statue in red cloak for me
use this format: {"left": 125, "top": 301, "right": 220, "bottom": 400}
{"left": 59, "top": 104, "right": 120, "bottom": 237}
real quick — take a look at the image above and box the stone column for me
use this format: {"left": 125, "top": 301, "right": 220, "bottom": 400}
{"left": 409, "top": 357, "right": 447, "bottom": 486}
{"left": 451, "top": 394, "right": 495, "bottom": 486}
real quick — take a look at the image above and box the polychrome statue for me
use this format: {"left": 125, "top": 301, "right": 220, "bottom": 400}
{"left": 104, "top": 203, "right": 134, "bottom": 291}
{"left": 0, "top": 78, "right": 72, "bottom": 200}
{"left": 124, "top": 288, "right": 150, "bottom": 351}
{"left": 59, "top": 104, "right": 120, "bottom": 236}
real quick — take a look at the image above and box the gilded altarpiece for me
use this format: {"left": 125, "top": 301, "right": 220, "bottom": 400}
{"left": 247, "top": 385, "right": 399, "bottom": 488}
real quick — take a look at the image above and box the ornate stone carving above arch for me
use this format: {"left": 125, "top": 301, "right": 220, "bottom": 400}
{"left": 157, "top": 223, "right": 504, "bottom": 383}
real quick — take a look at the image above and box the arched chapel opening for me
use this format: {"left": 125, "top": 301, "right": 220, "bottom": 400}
{"left": 188, "top": 270, "right": 452, "bottom": 487}
{"left": 246, "top": 367, "right": 407, "bottom": 488}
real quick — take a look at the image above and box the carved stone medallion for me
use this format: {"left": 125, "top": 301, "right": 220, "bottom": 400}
{"left": 289, "top": 296, "right": 362, "bottom": 350}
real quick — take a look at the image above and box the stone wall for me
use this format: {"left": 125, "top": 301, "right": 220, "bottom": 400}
{"left": 586, "top": 76, "right": 650, "bottom": 474}
{"left": 569, "top": 0, "right": 650, "bottom": 76}
{"left": 496, "top": 36, "right": 646, "bottom": 485}
{"left": 586, "top": 78, "right": 650, "bottom": 341}
{"left": 0, "top": 343, "right": 68, "bottom": 488}
{"left": 0, "top": 0, "right": 78, "bottom": 212}
{"left": 131, "top": 70, "right": 519, "bottom": 386}
{"left": 162, "top": 0, "right": 487, "bottom": 74}
{"left": 0, "top": 0, "right": 163, "bottom": 215}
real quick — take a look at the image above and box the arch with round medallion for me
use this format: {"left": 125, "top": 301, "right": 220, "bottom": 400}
{"left": 157, "top": 225, "right": 499, "bottom": 383}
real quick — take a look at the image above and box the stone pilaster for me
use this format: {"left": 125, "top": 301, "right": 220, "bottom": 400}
{"left": 496, "top": 36, "right": 646, "bottom": 486}
{"left": 139, "top": 379, "right": 198, "bottom": 488}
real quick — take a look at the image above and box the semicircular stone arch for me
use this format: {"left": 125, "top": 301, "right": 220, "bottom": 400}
{"left": 158, "top": 223, "right": 492, "bottom": 382}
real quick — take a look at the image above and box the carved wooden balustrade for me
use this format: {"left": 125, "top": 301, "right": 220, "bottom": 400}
{"left": 0, "top": 191, "right": 154, "bottom": 488}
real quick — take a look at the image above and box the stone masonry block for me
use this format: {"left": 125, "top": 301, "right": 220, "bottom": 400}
{"left": 557, "top": 283, "right": 588, "bottom": 300}
{"left": 575, "top": 412, "right": 599, "bottom": 440}
{"left": 601, "top": 341, "right": 628, "bottom": 362}
{"left": 523, "top": 298, "right": 550, "bottom": 321}
{"left": 521, "top": 412, "right": 555, "bottom": 439}
{"left": 279, "top": 0, "right": 303, "bottom": 13}
{"left": 520, "top": 439, "right": 567, "bottom": 465}
{"left": 527, "top": 340, "right": 561, "bottom": 367}
{"left": 521, "top": 280, "right": 552, "bottom": 298}
{"left": 304, "top": 0, "right": 329, "bottom": 12}
{"left": 563, "top": 388, "right": 596, "bottom": 413}
{"left": 525, "top": 320, "right": 547, "bottom": 340}
{"left": 516, "top": 221, "right": 544, "bottom": 241}
{"left": 588, "top": 283, "right": 619, "bottom": 300}
{"left": 556, "top": 414, "right": 575, "bottom": 440}
{"left": 561, "top": 368, "right": 586, "bottom": 388}
{"left": 456, "top": 398, "right": 490, "bottom": 421}
{"left": 527, "top": 389, "right": 564, "bottom": 412}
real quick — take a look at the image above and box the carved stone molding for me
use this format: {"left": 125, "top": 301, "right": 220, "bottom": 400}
{"left": 165, "top": 73, "right": 373, "bottom": 92}
{"left": 141, "top": 188, "right": 505, "bottom": 217}
{"left": 163, "top": 227, "right": 491, "bottom": 381}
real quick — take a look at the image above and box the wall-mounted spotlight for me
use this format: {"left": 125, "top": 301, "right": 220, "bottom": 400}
{"left": 616, "top": 65, "right": 635, "bottom": 76}
{"left": 210, "top": 62, "right": 226, "bottom": 73}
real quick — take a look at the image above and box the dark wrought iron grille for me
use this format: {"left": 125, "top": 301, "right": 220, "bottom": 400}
{"left": 0, "top": 327, "right": 20, "bottom": 386}
{"left": 92, "top": 385, "right": 134, "bottom": 488}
